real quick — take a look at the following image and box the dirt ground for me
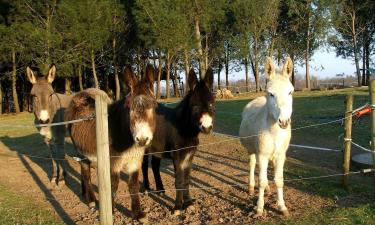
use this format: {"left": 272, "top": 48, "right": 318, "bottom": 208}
{"left": 0, "top": 132, "right": 342, "bottom": 225}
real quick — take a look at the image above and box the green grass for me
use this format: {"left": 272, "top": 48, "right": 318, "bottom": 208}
{"left": 0, "top": 184, "right": 63, "bottom": 225}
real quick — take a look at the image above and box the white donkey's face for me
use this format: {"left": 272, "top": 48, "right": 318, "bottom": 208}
{"left": 265, "top": 57, "right": 294, "bottom": 129}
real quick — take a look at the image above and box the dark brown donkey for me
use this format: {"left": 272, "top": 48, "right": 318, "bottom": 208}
{"left": 26, "top": 65, "right": 71, "bottom": 186}
{"left": 142, "top": 68, "right": 215, "bottom": 213}
{"left": 65, "top": 65, "right": 157, "bottom": 221}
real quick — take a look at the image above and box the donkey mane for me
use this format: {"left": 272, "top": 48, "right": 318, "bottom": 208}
{"left": 108, "top": 98, "right": 134, "bottom": 151}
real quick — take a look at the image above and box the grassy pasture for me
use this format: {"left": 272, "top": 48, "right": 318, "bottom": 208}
{"left": 0, "top": 87, "right": 374, "bottom": 224}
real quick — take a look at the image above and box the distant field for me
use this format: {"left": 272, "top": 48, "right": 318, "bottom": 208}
{"left": 0, "top": 87, "right": 374, "bottom": 224}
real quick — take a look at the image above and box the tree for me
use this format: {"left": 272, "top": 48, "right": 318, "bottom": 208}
{"left": 0, "top": 0, "right": 37, "bottom": 113}
{"left": 288, "top": 0, "right": 330, "bottom": 90}
{"left": 232, "top": 0, "right": 280, "bottom": 92}
{"left": 135, "top": 0, "right": 191, "bottom": 98}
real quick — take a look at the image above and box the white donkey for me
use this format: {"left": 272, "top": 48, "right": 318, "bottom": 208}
{"left": 239, "top": 57, "right": 294, "bottom": 217}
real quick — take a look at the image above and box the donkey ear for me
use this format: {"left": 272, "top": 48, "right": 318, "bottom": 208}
{"left": 121, "top": 65, "right": 137, "bottom": 93}
{"left": 46, "top": 64, "right": 56, "bottom": 84}
{"left": 188, "top": 68, "right": 198, "bottom": 90}
{"left": 204, "top": 67, "right": 214, "bottom": 89}
{"left": 144, "top": 64, "right": 155, "bottom": 91}
{"left": 282, "top": 57, "right": 293, "bottom": 78}
{"left": 264, "top": 57, "right": 276, "bottom": 80}
{"left": 26, "top": 67, "right": 37, "bottom": 84}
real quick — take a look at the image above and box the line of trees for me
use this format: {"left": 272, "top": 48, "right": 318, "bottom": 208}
{"left": 0, "top": 0, "right": 374, "bottom": 114}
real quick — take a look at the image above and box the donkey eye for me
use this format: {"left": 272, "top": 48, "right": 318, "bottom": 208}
{"left": 289, "top": 91, "right": 292, "bottom": 96}
{"left": 269, "top": 93, "right": 274, "bottom": 97}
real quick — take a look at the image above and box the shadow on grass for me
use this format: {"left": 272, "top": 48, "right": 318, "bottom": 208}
{"left": 0, "top": 133, "right": 87, "bottom": 224}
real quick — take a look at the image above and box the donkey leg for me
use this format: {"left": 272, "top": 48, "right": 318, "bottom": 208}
{"left": 81, "top": 160, "right": 96, "bottom": 208}
{"left": 55, "top": 139, "right": 67, "bottom": 186}
{"left": 173, "top": 158, "right": 185, "bottom": 213}
{"left": 110, "top": 170, "right": 120, "bottom": 209}
{"left": 255, "top": 155, "right": 269, "bottom": 218}
{"left": 274, "top": 155, "right": 289, "bottom": 217}
{"left": 128, "top": 170, "right": 147, "bottom": 222}
{"left": 182, "top": 152, "right": 195, "bottom": 208}
{"left": 249, "top": 153, "right": 256, "bottom": 195}
{"left": 151, "top": 156, "right": 165, "bottom": 193}
{"left": 49, "top": 144, "right": 59, "bottom": 185}
{"left": 141, "top": 154, "right": 150, "bottom": 192}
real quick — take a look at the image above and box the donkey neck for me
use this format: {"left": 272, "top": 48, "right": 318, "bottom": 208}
{"left": 174, "top": 92, "right": 201, "bottom": 137}
{"left": 108, "top": 98, "right": 134, "bottom": 152}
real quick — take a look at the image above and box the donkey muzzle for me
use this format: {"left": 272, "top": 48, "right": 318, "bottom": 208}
{"left": 278, "top": 118, "right": 290, "bottom": 129}
{"left": 135, "top": 136, "right": 150, "bottom": 147}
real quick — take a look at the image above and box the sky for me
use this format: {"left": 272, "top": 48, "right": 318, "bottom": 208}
{"left": 227, "top": 47, "right": 358, "bottom": 81}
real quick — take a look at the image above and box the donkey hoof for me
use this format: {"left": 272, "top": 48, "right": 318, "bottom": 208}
{"left": 253, "top": 210, "right": 264, "bottom": 219}
{"left": 156, "top": 188, "right": 165, "bottom": 195}
{"left": 248, "top": 186, "right": 255, "bottom": 195}
{"left": 57, "top": 179, "right": 66, "bottom": 187}
{"left": 88, "top": 201, "right": 96, "bottom": 209}
{"left": 173, "top": 209, "right": 182, "bottom": 216}
{"left": 264, "top": 185, "right": 271, "bottom": 196}
{"left": 281, "top": 209, "right": 290, "bottom": 217}
{"left": 133, "top": 211, "right": 147, "bottom": 223}
{"left": 183, "top": 198, "right": 195, "bottom": 209}
{"left": 50, "top": 177, "right": 57, "bottom": 185}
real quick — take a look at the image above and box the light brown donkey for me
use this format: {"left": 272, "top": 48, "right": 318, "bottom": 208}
{"left": 26, "top": 65, "right": 72, "bottom": 186}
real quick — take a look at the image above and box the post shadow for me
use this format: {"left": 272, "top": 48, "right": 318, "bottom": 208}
{"left": 18, "top": 154, "right": 75, "bottom": 224}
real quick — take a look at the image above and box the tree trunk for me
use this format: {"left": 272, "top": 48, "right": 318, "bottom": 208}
{"left": 253, "top": 37, "right": 260, "bottom": 92}
{"left": 218, "top": 58, "right": 222, "bottom": 90}
{"left": 193, "top": 15, "right": 205, "bottom": 79}
{"left": 0, "top": 81, "right": 2, "bottom": 115}
{"left": 245, "top": 57, "right": 249, "bottom": 92}
{"left": 365, "top": 39, "right": 370, "bottom": 85}
{"left": 91, "top": 49, "right": 99, "bottom": 89}
{"left": 225, "top": 48, "right": 229, "bottom": 89}
{"left": 166, "top": 51, "right": 171, "bottom": 99}
{"left": 305, "top": 11, "right": 311, "bottom": 90}
{"left": 184, "top": 49, "right": 190, "bottom": 93}
{"left": 171, "top": 62, "right": 179, "bottom": 97}
{"left": 205, "top": 33, "right": 209, "bottom": 71}
{"left": 11, "top": 48, "right": 20, "bottom": 113}
{"left": 78, "top": 65, "right": 84, "bottom": 91}
{"left": 362, "top": 41, "right": 366, "bottom": 86}
{"left": 156, "top": 56, "right": 162, "bottom": 99}
{"left": 112, "top": 37, "right": 120, "bottom": 100}
{"left": 291, "top": 54, "right": 296, "bottom": 86}
{"left": 350, "top": 6, "right": 361, "bottom": 87}
{"left": 65, "top": 78, "right": 72, "bottom": 95}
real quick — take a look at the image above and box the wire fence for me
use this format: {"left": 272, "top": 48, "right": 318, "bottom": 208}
{"left": 0, "top": 99, "right": 373, "bottom": 208}
{"left": 0, "top": 103, "right": 372, "bottom": 160}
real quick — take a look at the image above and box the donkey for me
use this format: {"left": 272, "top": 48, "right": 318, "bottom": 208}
{"left": 65, "top": 65, "right": 157, "bottom": 221}
{"left": 239, "top": 57, "right": 294, "bottom": 218}
{"left": 26, "top": 65, "right": 72, "bottom": 186}
{"left": 142, "top": 68, "right": 215, "bottom": 213}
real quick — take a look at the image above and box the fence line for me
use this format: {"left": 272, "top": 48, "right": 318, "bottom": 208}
{"left": 351, "top": 141, "right": 373, "bottom": 153}
{"left": 115, "top": 169, "right": 374, "bottom": 197}
{"left": 0, "top": 112, "right": 360, "bottom": 161}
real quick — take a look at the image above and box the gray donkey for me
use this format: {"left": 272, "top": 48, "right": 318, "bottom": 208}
{"left": 26, "top": 64, "right": 72, "bottom": 186}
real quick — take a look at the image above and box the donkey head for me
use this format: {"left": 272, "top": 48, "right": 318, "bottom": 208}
{"left": 265, "top": 57, "right": 294, "bottom": 129}
{"left": 122, "top": 64, "right": 157, "bottom": 147}
{"left": 188, "top": 68, "right": 215, "bottom": 134}
{"left": 26, "top": 65, "right": 56, "bottom": 124}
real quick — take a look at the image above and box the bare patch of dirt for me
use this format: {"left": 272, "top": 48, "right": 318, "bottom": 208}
{"left": 0, "top": 134, "right": 348, "bottom": 224}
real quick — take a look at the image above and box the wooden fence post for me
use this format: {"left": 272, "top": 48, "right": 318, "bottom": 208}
{"left": 369, "top": 80, "right": 375, "bottom": 189}
{"left": 342, "top": 94, "right": 353, "bottom": 190}
{"left": 95, "top": 94, "right": 113, "bottom": 225}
